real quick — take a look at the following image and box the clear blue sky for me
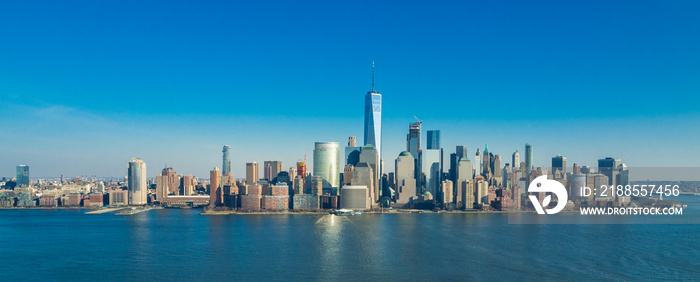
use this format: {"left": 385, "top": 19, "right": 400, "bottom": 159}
{"left": 1, "top": 0, "right": 699, "bottom": 179}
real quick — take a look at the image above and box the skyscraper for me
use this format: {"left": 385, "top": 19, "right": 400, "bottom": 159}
{"left": 127, "top": 158, "right": 147, "bottom": 205}
{"left": 525, "top": 144, "right": 533, "bottom": 180}
{"left": 552, "top": 155, "right": 567, "bottom": 175}
{"left": 210, "top": 168, "right": 222, "bottom": 206}
{"left": 407, "top": 122, "right": 422, "bottom": 184}
{"left": 264, "top": 161, "right": 283, "bottom": 181}
{"left": 313, "top": 142, "right": 340, "bottom": 188}
{"left": 512, "top": 151, "right": 520, "bottom": 172}
{"left": 345, "top": 136, "right": 361, "bottom": 167}
{"left": 222, "top": 145, "right": 231, "bottom": 175}
{"left": 364, "top": 63, "right": 382, "bottom": 174}
{"left": 426, "top": 130, "right": 440, "bottom": 150}
{"left": 16, "top": 165, "right": 29, "bottom": 188}
{"left": 598, "top": 157, "right": 621, "bottom": 186}
{"left": 246, "top": 162, "right": 259, "bottom": 185}
{"left": 156, "top": 167, "right": 179, "bottom": 199}
{"left": 359, "top": 144, "right": 379, "bottom": 201}
{"left": 395, "top": 151, "right": 416, "bottom": 204}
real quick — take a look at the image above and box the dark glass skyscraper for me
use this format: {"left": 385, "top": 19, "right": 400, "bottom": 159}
{"left": 426, "top": 130, "right": 440, "bottom": 150}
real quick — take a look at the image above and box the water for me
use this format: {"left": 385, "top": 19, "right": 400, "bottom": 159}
{"left": 2, "top": 196, "right": 700, "bottom": 281}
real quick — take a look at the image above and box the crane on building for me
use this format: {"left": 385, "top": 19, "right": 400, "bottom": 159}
{"left": 412, "top": 113, "right": 423, "bottom": 125}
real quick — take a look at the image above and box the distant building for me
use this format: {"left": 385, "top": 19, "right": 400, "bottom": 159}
{"left": 127, "top": 158, "right": 147, "bottom": 205}
{"left": 525, "top": 144, "right": 533, "bottom": 185}
{"left": 598, "top": 157, "right": 621, "bottom": 186}
{"left": 16, "top": 165, "right": 29, "bottom": 188}
{"left": 552, "top": 155, "right": 567, "bottom": 176}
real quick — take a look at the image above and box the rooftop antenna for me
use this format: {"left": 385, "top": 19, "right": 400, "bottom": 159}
{"left": 372, "top": 61, "right": 375, "bottom": 91}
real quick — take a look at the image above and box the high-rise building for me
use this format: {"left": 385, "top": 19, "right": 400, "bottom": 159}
{"left": 512, "top": 151, "right": 520, "bottom": 171}
{"left": 127, "top": 158, "right": 147, "bottom": 205}
{"left": 407, "top": 122, "right": 422, "bottom": 185}
{"left": 313, "top": 142, "right": 340, "bottom": 188}
{"left": 423, "top": 149, "right": 441, "bottom": 196}
{"left": 180, "top": 174, "right": 196, "bottom": 196}
{"left": 427, "top": 130, "right": 440, "bottom": 150}
{"left": 345, "top": 136, "right": 362, "bottom": 167}
{"left": 359, "top": 144, "right": 380, "bottom": 201}
{"left": 364, "top": 63, "right": 382, "bottom": 174}
{"left": 246, "top": 162, "right": 259, "bottom": 185}
{"left": 156, "top": 167, "right": 179, "bottom": 200}
{"left": 296, "top": 162, "right": 307, "bottom": 177}
{"left": 493, "top": 155, "right": 502, "bottom": 178}
{"left": 289, "top": 167, "right": 297, "bottom": 180}
{"left": 395, "top": 151, "right": 416, "bottom": 204}
{"left": 222, "top": 145, "right": 231, "bottom": 175}
{"left": 598, "top": 157, "right": 621, "bottom": 186}
{"left": 474, "top": 148, "right": 481, "bottom": 180}
{"left": 552, "top": 155, "right": 567, "bottom": 175}
{"left": 351, "top": 163, "right": 374, "bottom": 207}
{"left": 441, "top": 180, "right": 453, "bottom": 206}
{"left": 264, "top": 161, "right": 283, "bottom": 181}
{"left": 525, "top": 144, "right": 533, "bottom": 181}
{"left": 16, "top": 165, "right": 29, "bottom": 188}
{"left": 210, "top": 168, "right": 222, "bottom": 206}
{"left": 348, "top": 136, "right": 357, "bottom": 147}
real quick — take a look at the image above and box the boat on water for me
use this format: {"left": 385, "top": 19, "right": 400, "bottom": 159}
{"left": 335, "top": 209, "right": 354, "bottom": 216}
{"left": 354, "top": 212, "right": 362, "bottom": 215}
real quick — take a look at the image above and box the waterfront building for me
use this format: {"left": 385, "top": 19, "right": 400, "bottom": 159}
{"left": 313, "top": 142, "right": 340, "bottom": 188}
{"left": 127, "top": 158, "right": 147, "bottom": 205}
{"left": 340, "top": 185, "right": 370, "bottom": 210}
{"left": 441, "top": 180, "right": 453, "bottom": 206}
{"left": 210, "top": 168, "right": 222, "bottom": 206}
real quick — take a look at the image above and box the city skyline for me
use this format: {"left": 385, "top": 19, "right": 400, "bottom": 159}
{"left": 1, "top": 1, "right": 699, "bottom": 178}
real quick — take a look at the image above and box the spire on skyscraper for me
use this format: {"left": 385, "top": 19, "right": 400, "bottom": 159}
{"left": 372, "top": 61, "right": 375, "bottom": 91}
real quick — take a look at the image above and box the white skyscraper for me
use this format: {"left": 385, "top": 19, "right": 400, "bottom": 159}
{"left": 128, "top": 158, "right": 147, "bottom": 205}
